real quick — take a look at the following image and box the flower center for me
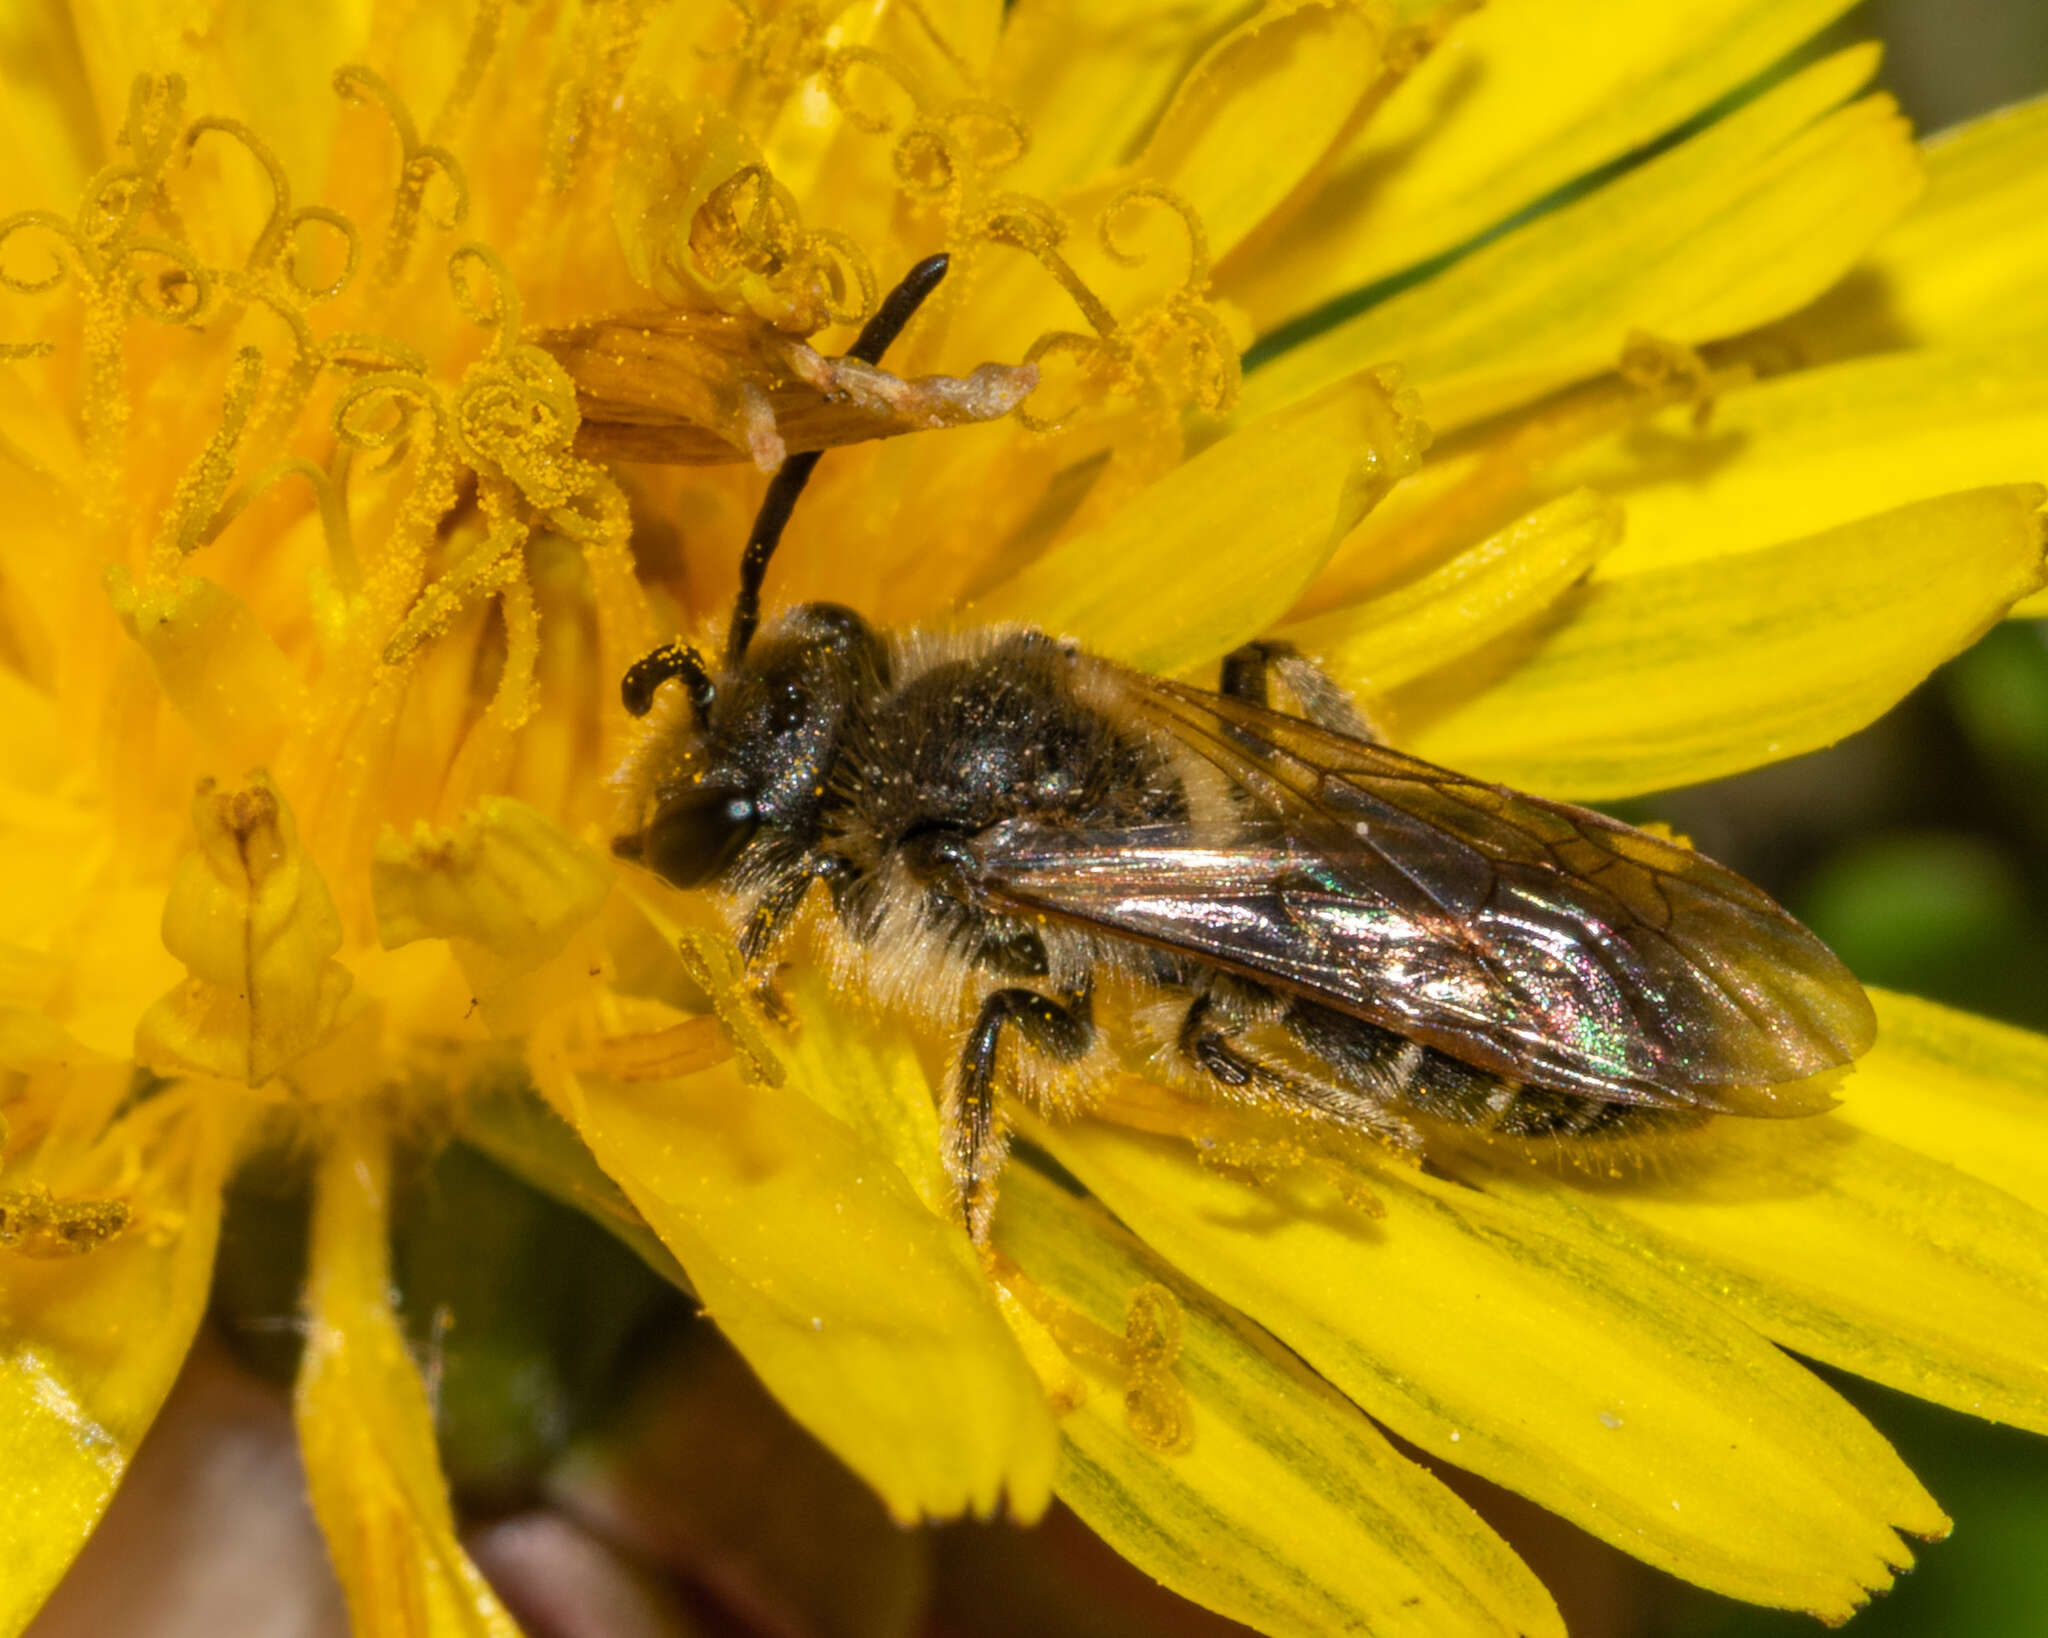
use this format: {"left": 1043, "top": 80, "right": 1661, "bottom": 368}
{"left": 0, "top": 5, "right": 1243, "bottom": 1251}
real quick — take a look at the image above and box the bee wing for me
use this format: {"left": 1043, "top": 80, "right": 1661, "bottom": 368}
{"left": 967, "top": 670, "right": 1875, "bottom": 1113}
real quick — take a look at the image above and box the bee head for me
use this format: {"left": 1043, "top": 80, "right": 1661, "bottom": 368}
{"left": 612, "top": 251, "right": 949, "bottom": 890}
{"left": 613, "top": 603, "right": 885, "bottom": 888}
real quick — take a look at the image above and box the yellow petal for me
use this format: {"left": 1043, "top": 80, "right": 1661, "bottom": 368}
{"left": 1794, "top": 94, "right": 2048, "bottom": 356}
{"left": 67, "top": 0, "right": 372, "bottom": 188}
{"left": 547, "top": 935, "right": 1056, "bottom": 1525}
{"left": 136, "top": 772, "right": 354, "bottom": 1085}
{"left": 1462, "top": 1107, "right": 2048, "bottom": 1438}
{"left": 966, "top": 368, "right": 1427, "bottom": 675}
{"left": 1564, "top": 340, "right": 2048, "bottom": 577}
{"left": 0, "top": 0, "right": 98, "bottom": 214}
{"left": 996, "top": 0, "right": 1259, "bottom": 197}
{"left": 1396, "top": 484, "right": 2048, "bottom": 800}
{"left": 106, "top": 570, "right": 306, "bottom": 769}
{"left": 371, "top": 796, "right": 611, "bottom": 970}
{"left": 915, "top": 0, "right": 1004, "bottom": 78}
{"left": 0, "top": 990, "right": 101, "bottom": 1074}
{"left": 773, "top": 972, "right": 951, "bottom": 1217}
{"left": 1281, "top": 488, "right": 1620, "bottom": 698}
{"left": 608, "top": 88, "right": 766, "bottom": 311}
{"left": 1834, "top": 990, "right": 2048, "bottom": 1221}
{"left": 1038, "top": 1115, "right": 1942, "bottom": 1619}
{"left": 998, "top": 1160, "right": 1563, "bottom": 1638}
{"left": 45, "top": 883, "right": 181, "bottom": 1064}
{"left": 1122, "top": 0, "right": 1391, "bottom": 265}
{"left": 0, "top": 392, "right": 85, "bottom": 692}
{"left": 458, "top": 1087, "right": 692, "bottom": 1293}
{"left": 0, "top": 667, "right": 68, "bottom": 796}
{"left": 295, "top": 1121, "right": 522, "bottom": 1638}
{"left": 1241, "top": 49, "right": 1920, "bottom": 433}
{"left": 1226, "top": 0, "right": 1860, "bottom": 328}
{"left": 0, "top": 1090, "right": 236, "bottom": 1637}
{"left": 0, "top": 787, "right": 108, "bottom": 951}
{"left": 566, "top": 1061, "right": 1055, "bottom": 1523}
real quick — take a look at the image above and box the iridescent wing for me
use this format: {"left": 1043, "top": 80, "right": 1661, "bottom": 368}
{"left": 965, "top": 668, "right": 1875, "bottom": 1112}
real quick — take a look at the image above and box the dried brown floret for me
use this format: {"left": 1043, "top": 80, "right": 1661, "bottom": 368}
{"left": 542, "top": 310, "right": 1037, "bottom": 469}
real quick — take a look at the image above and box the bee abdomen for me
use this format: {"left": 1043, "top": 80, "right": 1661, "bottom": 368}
{"left": 1459, "top": 1081, "right": 1708, "bottom": 1140}
{"left": 1286, "top": 1000, "right": 1705, "bottom": 1141}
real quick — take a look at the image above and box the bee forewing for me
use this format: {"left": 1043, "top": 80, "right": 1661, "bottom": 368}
{"left": 967, "top": 667, "right": 1875, "bottom": 1114}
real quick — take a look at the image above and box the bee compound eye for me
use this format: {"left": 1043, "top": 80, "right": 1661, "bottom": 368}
{"left": 632, "top": 789, "right": 761, "bottom": 887}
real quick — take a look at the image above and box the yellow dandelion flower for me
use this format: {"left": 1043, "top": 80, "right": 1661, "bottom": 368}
{"left": 3, "top": 3, "right": 2048, "bottom": 1637}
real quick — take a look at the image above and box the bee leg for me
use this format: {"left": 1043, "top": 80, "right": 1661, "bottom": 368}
{"left": 737, "top": 854, "right": 858, "bottom": 966}
{"left": 1219, "top": 641, "right": 1286, "bottom": 707}
{"left": 1176, "top": 993, "right": 1261, "bottom": 1090}
{"left": 732, "top": 855, "right": 859, "bottom": 1023}
{"left": 1180, "top": 994, "right": 1423, "bottom": 1155}
{"left": 1178, "top": 992, "right": 1323, "bottom": 1110}
{"left": 1220, "top": 640, "right": 1382, "bottom": 743}
{"left": 948, "top": 982, "right": 1095, "bottom": 1244}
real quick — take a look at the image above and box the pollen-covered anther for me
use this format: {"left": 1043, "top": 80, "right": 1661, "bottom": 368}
{"left": 1121, "top": 1282, "right": 1196, "bottom": 1454}
{"left": 0, "top": 1183, "right": 131, "bottom": 1257}
{"left": 1634, "top": 819, "right": 1699, "bottom": 852}
{"left": 178, "top": 116, "right": 363, "bottom": 306}
{"left": 992, "top": 1251, "right": 1197, "bottom": 1452}
{"left": 366, "top": 249, "right": 632, "bottom": 665}
{"left": 452, "top": 346, "right": 606, "bottom": 521}
{"left": 1196, "top": 1130, "right": 1307, "bottom": 1186}
{"left": 136, "top": 772, "right": 353, "bottom": 1087}
{"left": 659, "top": 922, "right": 786, "bottom": 1090}
{"left": 0, "top": 72, "right": 217, "bottom": 485}
{"left": 1205, "top": 1128, "right": 1391, "bottom": 1222}
{"left": 889, "top": 99, "right": 1030, "bottom": 208}
{"left": 1106, "top": 1076, "right": 1392, "bottom": 1218}
{"left": 990, "top": 183, "right": 1242, "bottom": 433}
{"left": 688, "top": 164, "right": 876, "bottom": 334}
{"left": 333, "top": 64, "right": 470, "bottom": 290}
{"left": 1100, "top": 183, "right": 1242, "bottom": 417}
{"left": 153, "top": 345, "right": 266, "bottom": 568}
{"left": 741, "top": 3, "right": 834, "bottom": 94}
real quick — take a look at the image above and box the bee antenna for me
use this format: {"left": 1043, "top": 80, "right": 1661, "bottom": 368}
{"left": 725, "top": 251, "right": 951, "bottom": 666}
{"left": 622, "top": 641, "right": 714, "bottom": 723}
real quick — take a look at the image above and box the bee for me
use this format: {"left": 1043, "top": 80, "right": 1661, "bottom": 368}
{"left": 611, "top": 254, "right": 1876, "bottom": 1242}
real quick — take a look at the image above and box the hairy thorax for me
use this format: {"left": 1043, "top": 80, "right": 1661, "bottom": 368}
{"left": 773, "top": 629, "right": 1184, "bottom": 1037}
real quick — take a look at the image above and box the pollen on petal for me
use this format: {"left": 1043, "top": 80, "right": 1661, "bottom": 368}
{"left": 0, "top": 1183, "right": 131, "bottom": 1257}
